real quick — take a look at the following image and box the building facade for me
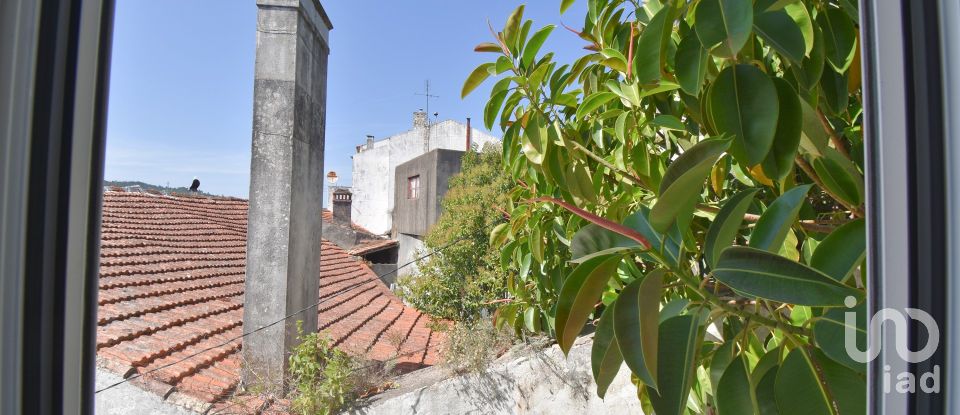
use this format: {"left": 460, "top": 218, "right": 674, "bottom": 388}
{"left": 392, "top": 149, "right": 465, "bottom": 276}
{"left": 351, "top": 111, "right": 498, "bottom": 235}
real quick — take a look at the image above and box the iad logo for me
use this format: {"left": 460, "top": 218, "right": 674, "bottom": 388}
{"left": 843, "top": 296, "right": 941, "bottom": 394}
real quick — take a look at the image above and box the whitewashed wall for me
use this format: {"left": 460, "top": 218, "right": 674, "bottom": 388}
{"left": 351, "top": 118, "right": 498, "bottom": 235}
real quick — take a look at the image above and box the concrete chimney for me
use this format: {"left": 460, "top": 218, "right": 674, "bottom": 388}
{"left": 243, "top": 0, "right": 332, "bottom": 390}
{"left": 413, "top": 109, "right": 428, "bottom": 130}
{"left": 466, "top": 117, "right": 472, "bottom": 151}
{"left": 366, "top": 134, "right": 375, "bottom": 148}
{"left": 331, "top": 188, "right": 352, "bottom": 223}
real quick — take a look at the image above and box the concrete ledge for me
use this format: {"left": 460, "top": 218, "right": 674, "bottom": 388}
{"left": 351, "top": 335, "right": 644, "bottom": 414}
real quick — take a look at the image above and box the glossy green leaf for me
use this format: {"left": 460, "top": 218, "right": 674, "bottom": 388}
{"left": 524, "top": 306, "right": 541, "bottom": 332}
{"left": 710, "top": 341, "right": 736, "bottom": 393}
{"left": 652, "top": 115, "right": 685, "bottom": 131}
{"left": 675, "top": 32, "right": 709, "bottom": 95}
{"left": 521, "top": 114, "right": 548, "bottom": 164}
{"left": 749, "top": 184, "right": 811, "bottom": 251}
{"left": 754, "top": 1, "right": 806, "bottom": 64}
{"left": 522, "top": 25, "right": 556, "bottom": 69}
{"left": 799, "top": 98, "right": 828, "bottom": 156}
{"left": 755, "top": 365, "right": 780, "bottom": 415}
{"left": 810, "top": 219, "right": 865, "bottom": 282}
{"left": 650, "top": 137, "right": 731, "bottom": 233}
{"left": 592, "top": 304, "right": 624, "bottom": 398}
{"left": 813, "top": 303, "right": 866, "bottom": 374}
{"left": 704, "top": 189, "right": 759, "bottom": 268}
{"left": 485, "top": 89, "right": 509, "bottom": 131}
{"left": 474, "top": 42, "right": 503, "bottom": 53}
{"left": 495, "top": 55, "right": 514, "bottom": 74}
{"left": 560, "top": 0, "right": 576, "bottom": 14}
{"left": 503, "top": 5, "right": 526, "bottom": 52}
{"left": 716, "top": 356, "right": 759, "bottom": 415}
{"left": 709, "top": 64, "right": 780, "bottom": 166}
{"left": 640, "top": 81, "right": 681, "bottom": 98}
{"left": 490, "top": 222, "right": 510, "bottom": 247}
{"left": 625, "top": 207, "right": 682, "bottom": 267}
{"left": 648, "top": 316, "right": 701, "bottom": 415}
{"left": 556, "top": 254, "right": 623, "bottom": 354}
{"left": 775, "top": 347, "right": 865, "bottom": 415}
{"left": 494, "top": 304, "right": 518, "bottom": 331}
{"left": 462, "top": 62, "right": 495, "bottom": 98}
{"left": 812, "top": 154, "right": 860, "bottom": 206}
{"left": 634, "top": 6, "right": 673, "bottom": 84}
{"left": 819, "top": 67, "right": 849, "bottom": 116}
{"left": 695, "top": 0, "right": 753, "bottom": 58}
{"left": 792, "top": 24, "right": 825, "bottom": 92}
{"left": 566, "top": 162, "right": 598, "bottom": 203}
{"left": 614, "top": 270, "right": 663, "bottom": 388}
{"left": 762, "top": 0, "right": 799, "bottom": 11}
{"left": 659, "top": 299, "right": 690, "bottom": 323}
{"left": 600, "top": 48, "right": 629, "bottom": 73}
{"left": 751, "top": 347, "right": 782, "bottom": 388}
{"left": 818, "top": 8, "right": 857, "bottom": 73}
{"left": 570, "top": 222, "right": 638, "bottom": 263}
{"left": 714, "top": 246, "right": 864, "bottom": 306}
{"left": 577, "top": 92, "right": 618, "bottom": 120}
{"left": 762, "top": 78, "right": 803, "bottom": 181}
{"left": 785, "top": 2, "right": 814, "bottom": 55}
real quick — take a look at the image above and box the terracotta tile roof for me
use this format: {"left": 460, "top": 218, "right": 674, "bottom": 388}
{"left": 348, "top": 239, "right": 399, "bottom": 257}
{"left": 321, "top": 208, "right": 377, "bottom": 235}
{"left": 97, "top": 190, "right": 441, "bottom": 410}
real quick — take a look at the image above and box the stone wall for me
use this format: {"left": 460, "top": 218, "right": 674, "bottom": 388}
{"left": 352, "top": 336, "right": 644, "bottom": 415}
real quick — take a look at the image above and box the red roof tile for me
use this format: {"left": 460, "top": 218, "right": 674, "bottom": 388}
{"left": 97, "top": 190, "right": 441, "bottom": 409}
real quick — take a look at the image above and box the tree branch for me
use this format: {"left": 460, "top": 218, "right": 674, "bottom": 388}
{"left": 817, "top": 110, "right": 851, "bottom": 159}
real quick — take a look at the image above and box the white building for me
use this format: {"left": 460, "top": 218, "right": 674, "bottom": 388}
{"left": 351, "top": 110, "right": 499, "bottom": 235}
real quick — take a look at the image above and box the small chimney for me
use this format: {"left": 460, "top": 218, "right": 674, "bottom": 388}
{"left": 366, "top": 135, "right": 375, "bottom": 148}
{"left": 413, "top": 109, "right": 428, "bottom": 130}
{"left": 466, "top": 117, "right": 472, "bottom": 151}
{"left": 332, "top": 188, "right": 352, "bottom": 223}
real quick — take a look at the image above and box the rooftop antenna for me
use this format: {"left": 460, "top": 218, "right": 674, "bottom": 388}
{"left": 415, "top": 80, "right": 439, "bottom": 125}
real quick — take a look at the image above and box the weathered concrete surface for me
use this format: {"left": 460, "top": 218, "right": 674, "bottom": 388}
{"left": 396, "top": 232, "right": 425, "bottom": 278}
{"left": 393, "top": 149, "right": 464, "bottom": 237}
{"left": 95, "top": 370, "right": 196, "bottom": 415}
{"left": 243, "top": 0, "right": 331, "bottom": 388}
{"left": 351, "top": 117, "right": 499, "bottom": 235}
{"left": 352, "top": 336, "right": 644, "bottom": 415}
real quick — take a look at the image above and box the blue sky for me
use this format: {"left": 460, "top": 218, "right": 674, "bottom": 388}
{"left": 104, "top": 1, "right": 587, "bottom": 197}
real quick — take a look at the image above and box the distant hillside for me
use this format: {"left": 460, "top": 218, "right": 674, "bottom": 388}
{"left": 104, "top": 180, "right": 215, "bottom": 196}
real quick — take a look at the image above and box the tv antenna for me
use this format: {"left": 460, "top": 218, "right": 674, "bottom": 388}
{"left": 415, "top": 80, "right": 439, "bottom": 122}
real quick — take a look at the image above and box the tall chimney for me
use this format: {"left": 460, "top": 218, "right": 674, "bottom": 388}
{"left": 244, "top": 0, "right": 332, "bottom": 390}
{"left": 331, "top": 188, "right": 352, "bottom": 223}
{"left": 466, "top": 117, "right": 472, "bottom": 151}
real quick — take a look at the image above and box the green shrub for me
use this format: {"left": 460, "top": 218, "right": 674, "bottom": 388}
{"left": 287, "top": 323, "right": 359, "bottom": 415}
{"left": 398, "top": 145, "right": 512, "bottom": 321}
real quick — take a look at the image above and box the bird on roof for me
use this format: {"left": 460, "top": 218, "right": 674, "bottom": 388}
{"left": 189, "top": 177, "right": 200, "bottom": 192}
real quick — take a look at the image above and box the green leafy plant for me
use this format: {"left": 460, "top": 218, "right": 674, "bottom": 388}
{"left": 465, "top": 0, "right": 866, "bottom": 413}
{"left": 288, "top": 323, "right": 361, "bottom": 415}
{"left": 399, "top": 145, "right": 512, "bottom": 321}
